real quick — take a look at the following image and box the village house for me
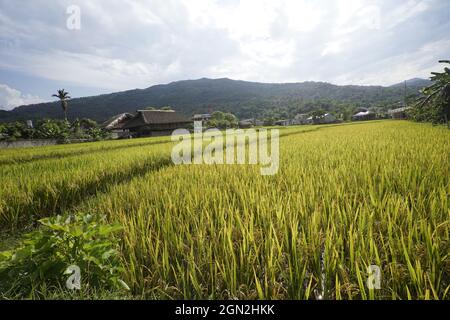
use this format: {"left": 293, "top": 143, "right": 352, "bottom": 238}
{"left": 352, "top": 110, "right": 376, "bottom": 121}
{"left": 123, "top": 110, "right": 192, "bottom": 137}
{"left": 239, "top": 118, "right": 264, "bottom": 128}
{"left": 101, "top": 113, "right": 134, "bottom": 139}
{"left": 307, "top": 113, "right": 337, "bottom": 124}
{"left": 105, "top": 110, "right": 192, "bottom": 138}
{"left": 274, "top": 119, "right": 293, "bottom": 126}
{"left": 275, "top": 113, "right": 337, "bottom": 126}
{"left": 254, "top": 119, "right": 265, "bottom": 126}
{"left": 192, "top": 113, "right": 212, "bottom": 123}
{"left": 238, "top": 119, "right": 254, "bottom": 128}
{"left": 388, "top": 106, "right": 410, "bottom": 119}
{"left": 292, "top": 113, "right": 310, "bottom": 125}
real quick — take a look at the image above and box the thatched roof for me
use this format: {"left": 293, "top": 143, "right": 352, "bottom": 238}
{"left": 121, "top": 110, "right": 191, "bottom": 129}
{"left": 101, "top": 113, "right": 134, "bottom": 130}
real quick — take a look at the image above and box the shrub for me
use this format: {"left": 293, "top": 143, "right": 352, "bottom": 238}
{"left": 0, "top": 214, "right": 128, "bottom": 298}
{"left": 35, "top": 119, "right": 70, "bottom": 140}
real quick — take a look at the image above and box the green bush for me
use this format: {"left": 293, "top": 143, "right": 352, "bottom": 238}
{"left": 0, "top": 118, "right": 108, "bottom": 142}
{"left": 0, "top": 122, "right": 34, "bottom": 141}
{"left": 0, "top": 214, "right": 128, "bottom": 298}
{"left": 207, "top": 111, "right": 239, "bottom": 129}
{"left": 35, "top": 119, "right": 70, "bottom": 140}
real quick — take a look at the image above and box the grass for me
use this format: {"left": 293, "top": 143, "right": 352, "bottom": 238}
{"left": 0, "top": 120, "right": 448, "bottom": 299}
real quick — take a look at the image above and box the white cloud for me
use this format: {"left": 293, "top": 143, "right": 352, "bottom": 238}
{"left": 0, "top": 84, "right": 44, "bottom": 110}
{"left": 384, "top": 0, "right": 431, "bottom": 29}
{"left": 321, "top": 39, "right": 348, "bottom": 56}
{"left": 0, "top": 0, "right": 449, "bottom": 95}
{"left": 331, "top": 39, "right": 450, "bottom": 85}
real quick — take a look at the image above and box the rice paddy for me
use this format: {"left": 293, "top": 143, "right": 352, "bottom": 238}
{"left": 0, "top": 120, "right": 449, "bottom": 300}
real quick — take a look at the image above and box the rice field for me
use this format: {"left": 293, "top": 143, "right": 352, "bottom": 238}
{"left": 0, "top": 120, "right": 449, "bottom": 300}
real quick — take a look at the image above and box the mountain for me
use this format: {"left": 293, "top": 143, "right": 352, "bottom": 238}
{"left": 0, "top": 78, "right": 430, "bottom": 122}
{"left": 390, "top": 78, "right": 431, "bottom": 88}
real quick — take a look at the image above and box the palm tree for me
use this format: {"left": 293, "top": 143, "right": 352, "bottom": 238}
{"left": 417, "top": 60, "right": 450, "bottom": 128}
{"left": 52, "top": 89, "right": 71, "bottom": 121}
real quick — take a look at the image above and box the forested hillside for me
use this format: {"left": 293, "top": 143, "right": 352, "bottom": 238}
{"left": 0, "top": 78, "right": 430, "bottom": 122}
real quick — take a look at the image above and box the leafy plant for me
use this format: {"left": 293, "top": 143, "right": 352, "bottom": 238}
{"left": 79, "top": 118, "right": 98, "bottom": 130}
{"left": 0, "top": 118, "right": 111, "bottom": 143}
{"left": 207, "top": 111, "right": 239, "bottom": 129}
{"left": 0, "top": 122, "right": 35, "bottom": 141}
{"left": 0, "top": 214, "right": 128, "bottom": 298}
{"left": 86, "top": 127, "right": 109, "bottom": 141}
{"left": 412, "top": 60, "right": 450, "bottom": 127}
{"left": 36, "top": 119, "right": 70, "bottom": 140}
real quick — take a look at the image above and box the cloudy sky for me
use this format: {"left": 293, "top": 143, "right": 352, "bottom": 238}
{"left": 0, "top": 0, "right": 449, "bottom": 110}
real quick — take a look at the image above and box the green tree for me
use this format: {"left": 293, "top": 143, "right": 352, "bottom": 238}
{"left": 80, "top": 118, "right": 97, "bottom": 129}
{"left": 208, "top": 111, "right": 238, "bottom": 129}
{"left": 224, "top": 113, "right": 238, "bottom": 127}
{"left": 52, "top": 89, "right": 71, "bottom": 121}
{"left": 211, "top": 111, "right": 225, "bottom": 120}
{"left": 309, "top": 109, "right": 326, "bottom": 124}
{"left": 36, "top": 119, "right": 70, "bottom": 140}
{"left": 413, "top": 60, "right": 450, "bottom": 128}
{"left": 342, "top": 105, "right": 357, "bottom": 121}
{"left": 71, "top": 118, "right": 81, "bottom": 136}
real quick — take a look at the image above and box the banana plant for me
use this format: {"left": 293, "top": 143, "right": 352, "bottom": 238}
{"left": 417, "top": 60, "right": 450, "bottom": 128}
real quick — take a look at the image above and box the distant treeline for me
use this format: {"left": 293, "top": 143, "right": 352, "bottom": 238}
{"left": 0, "top": 78, "right": 430, "bottom": 123}
{"left": 0, "top": 118, "right": 108, "bottom": 142}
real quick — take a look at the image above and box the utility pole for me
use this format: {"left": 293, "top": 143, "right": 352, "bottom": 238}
{"left": 404, "top": 80, "right": 407, "bottom": 107}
